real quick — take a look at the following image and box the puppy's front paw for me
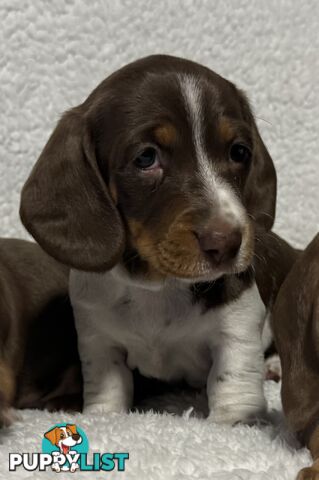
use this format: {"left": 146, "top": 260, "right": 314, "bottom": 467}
{"left": 209, "top": 401, "right": 267, "bottom": 426}
{"left": 85, "top": 401, "right": 128, "bottom": 415}
{"left": 208, "top": 408, "right": 247, "bottom": 425}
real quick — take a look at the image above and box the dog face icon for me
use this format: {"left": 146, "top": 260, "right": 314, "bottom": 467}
{"left": 44, "top": 424, "right": 82, "bottom": 455}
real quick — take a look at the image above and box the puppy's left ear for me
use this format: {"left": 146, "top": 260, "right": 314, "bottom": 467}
{"left": 239, "top": 91, "right": 277, "bottom": 231}
{"left": 67, "top": 424, "right": 77, "bottom": 434}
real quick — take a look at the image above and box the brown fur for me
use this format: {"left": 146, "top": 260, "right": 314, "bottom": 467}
{"left": 218, "top": 117, "right": 235, "bottom": 143}
{"left": 0, "top": 238, "right": 82, "bottom": 425}
{"left": 154, "top": 123, "right": 177, "bottom": 147}
{"left": 109, "top": 179, "right": 118, "bottom": 204}
{"left": 271, "top": 234, "right": 319, "bottom": 479}
{"left": 254, "top": 230, "right": 301, "bottom": 308}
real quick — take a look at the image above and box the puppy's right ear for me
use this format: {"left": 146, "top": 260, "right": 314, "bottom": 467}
{"left": 44, "top": 427, "right": 58, "bottom": 446}
{"left": 20, "top": 108, "right": 125, "bottom": 271}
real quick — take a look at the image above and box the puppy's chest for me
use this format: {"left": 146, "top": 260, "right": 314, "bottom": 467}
{"left": 107, "top": 287, "right": 218, "bottom": 385}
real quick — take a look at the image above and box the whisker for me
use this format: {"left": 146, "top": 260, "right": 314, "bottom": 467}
{"left": 255, "top": 116, "right": 273, "bottom": 126}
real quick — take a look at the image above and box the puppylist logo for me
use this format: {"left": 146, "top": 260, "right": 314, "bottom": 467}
{"left": 9, "top": 423, "right": 129, "bottom": 473}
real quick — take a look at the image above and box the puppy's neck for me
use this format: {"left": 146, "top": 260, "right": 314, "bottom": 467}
{"left": 111, "top": 263, "right": 181, "bottom": 292}
{"left": 111, "top": 250, "right": 254, "bottom": 307}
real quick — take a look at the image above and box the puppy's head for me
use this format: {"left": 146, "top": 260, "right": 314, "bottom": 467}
{"left": 20, "top": 55, "right": 276, "bottom": 284}
{"left": 44, "top": 424, "right": 81, "bottom": 451}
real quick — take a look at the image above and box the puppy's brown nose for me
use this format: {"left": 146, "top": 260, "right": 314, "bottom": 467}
{"left": 196, "top": 224, "right": 242, "bottom": 265}
{"left": 72, "top": 433, "right": 80, "bottom": 441}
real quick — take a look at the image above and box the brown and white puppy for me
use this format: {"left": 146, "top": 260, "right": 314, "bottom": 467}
{"left": 271, "top": 233, "right": 319, "bottom": 480}
{"left": 20, "top": 54, "right": 277, "bottom": 424}
{"left": 0, "top": 238, "right": 82, "bottom": 425}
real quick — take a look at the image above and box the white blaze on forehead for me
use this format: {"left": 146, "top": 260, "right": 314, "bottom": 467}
{"left": 178, "top": 74, "right": 211, "bottom": 182}
{"left": 178, "top": 74, "right": 246, "bottom": 227}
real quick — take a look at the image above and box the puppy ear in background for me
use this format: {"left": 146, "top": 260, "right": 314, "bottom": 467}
{"left": 238, "top": 90, "right": 277, "bottom": 231}
{"left": 20, "top": 107, "right": 125, "bottom": 272}
{"left": 44, "top": 427, "right": 58, "bottom": 446}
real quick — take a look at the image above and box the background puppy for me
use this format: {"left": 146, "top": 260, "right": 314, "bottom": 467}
{"left": 254, "top": 230, "right": 301, "bottom": 381}
{"left": 0, "top": 238, "right": 82, "bottom": 425}
{"left": 271, "top": 233, "right": 319, "bottom": 480}
{"left": 20, "top": 54, "right": 278, "bottom": 424}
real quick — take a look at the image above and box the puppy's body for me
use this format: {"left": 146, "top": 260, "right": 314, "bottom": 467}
{"left": 0, "top": 238, "right": 82, "bottom": 423}
{"left": 271, "top": 234, "right": 319, "bottom": 479}
{"left": 21, "top": 55, "right": 279, "bottom": 423}
{"left": 71, "top": 268, "right": 265, "bottom": 422}
{"left": 254, "top": 231, "right": 301, "bottom": 309}
{"left": 254, "top": 230, "right": 301, "bottom": 369}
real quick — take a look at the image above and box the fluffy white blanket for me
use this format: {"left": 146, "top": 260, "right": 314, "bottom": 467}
{"left": 0, "top": 383, "right": 310, "bottom": 479}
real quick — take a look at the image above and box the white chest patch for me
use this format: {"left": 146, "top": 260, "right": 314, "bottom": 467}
{"left": 70, "top": 269, "right": 264, "bottom": 389}
{"left": 109, "top": 285, "right": 214, "bottom": 386}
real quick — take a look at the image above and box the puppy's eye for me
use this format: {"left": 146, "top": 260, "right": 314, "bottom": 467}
{"left": 229, "top": 143, "right": 251, "bottom": 164}
{"left": 134, "top": 148, "right": 159, "bottom": 170}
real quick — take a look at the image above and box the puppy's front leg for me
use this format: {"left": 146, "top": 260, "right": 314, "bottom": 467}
{"left": 80, "top": 340, "right": 133, "bottom": 414}
{"left": 208, "top": 283, "right": 266, "bottom": 425}
{"left": 70, "top": 272, "right": 133, "bottom": 414}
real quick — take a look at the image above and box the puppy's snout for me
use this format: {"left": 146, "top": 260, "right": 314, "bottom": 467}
{"left": 195, "top": 223, "right": 242, "bottom": 266}
{"left": 72, "top": 433, "right": 80, "bottom": 441}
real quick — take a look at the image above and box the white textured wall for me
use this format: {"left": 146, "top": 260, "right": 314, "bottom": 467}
{"left": 1, "top": 0, "right": 318, "bottom": 248}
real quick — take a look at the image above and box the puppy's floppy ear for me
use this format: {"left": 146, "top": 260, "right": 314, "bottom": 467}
{"left": 44, "top": 427, "right": 58, "bottom": 445}
{"left": 238, "top": 91, "right": 277, "bottom": 231}
{"left": 20, "top": 108, "right": 125, "bottom": 271}
{"left": 66, "top": 424, "right": 77, "bottom": 435}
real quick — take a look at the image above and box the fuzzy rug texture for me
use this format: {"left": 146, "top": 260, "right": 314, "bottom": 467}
{"left": 1, "top": 1, "right": 319, "bottom": 479}
{"left": 0, "top": 383, "right": 311, "bottom": 479}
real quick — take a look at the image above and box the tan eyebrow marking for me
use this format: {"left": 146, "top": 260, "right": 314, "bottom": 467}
{"left": 219, "top": 117, "right": 235, "bottom": 142}
{"left": 154, "top": 124, "right": 177, "bottom": 147}
{"left": 109, "top": 179, "right": 118, "bottom": 204}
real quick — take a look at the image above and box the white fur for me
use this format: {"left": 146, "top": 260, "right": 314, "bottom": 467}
{"left": 70, "top": 269, "right": 266, "bottom": 424}
{"left": 178, "top": 74, "right": 249, "bottom": 269}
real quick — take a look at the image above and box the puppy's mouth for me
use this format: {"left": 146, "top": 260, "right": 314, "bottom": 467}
{"left": 123, "top": 221, "right": 254, "bottom": 283}
{"left": 61, "top": 444, "right": 70, "bottom": 455}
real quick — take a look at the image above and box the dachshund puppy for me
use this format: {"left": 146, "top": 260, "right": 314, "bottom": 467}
{"left": 0, "top": 238, "right": 82, "bottom": 425}
{"left": 20, "top": 54, "right": 278, "bottom": 424}
{"left": 254, "top": 230, "right": 301, "bottom": 381}
{"left": 272, "top": 233, "right": 319, "bottom": 480}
